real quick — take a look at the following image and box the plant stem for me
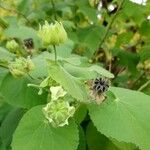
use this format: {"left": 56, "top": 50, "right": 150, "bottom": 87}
{"left": 53, "top": 45, "right": 57, "bottom": 63}
{"left": 93, "top": 0, "right": 125, "bottom": 59}
{"left": 51, "top": 0, "right": 57, "bottom": 20}
{"left": 138, "top": 80, "right": 150, "bottom": 91}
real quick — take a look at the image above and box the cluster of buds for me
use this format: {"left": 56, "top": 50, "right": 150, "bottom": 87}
{"left": 9, "top": 57, "right": 35, "bottom": 77}
{"left": 6, "top": 40, "right": 19, "bottom": 53}
{"left": 137, "top": 59, "right": 150, "bottom": 77}
{"left": 43, "top": 86, "right": 75, "bottom": 127}
{"left": 38, "top": 21, "right": 68, "bottom": 46}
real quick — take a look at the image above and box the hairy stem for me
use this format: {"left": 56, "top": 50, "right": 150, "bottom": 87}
{"left": 53, "top": 45, "right": 57, "bottom": 63}
{"left": 138, "top": 80, "right": 150, "bottom": 91}
{"left": 51, "top": 0, "right": 57, "bottom": 20}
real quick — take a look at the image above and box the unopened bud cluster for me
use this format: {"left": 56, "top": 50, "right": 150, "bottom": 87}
{"left": 6, "top": 40, "right": 19, "bottom": 53}
{"left": 9, "top": 57, "right": 35, "bottom": 77}
{"left": 38, "top": 21, "right": 68, "bottom": 46}
{"left": 43, "top": 86, "right": 75, "bottom": 127}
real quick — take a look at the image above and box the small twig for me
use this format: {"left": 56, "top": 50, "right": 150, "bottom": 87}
{"left": 0, "top": 4, "right": 31, "bottom": 24}
{"left": 51, "top": 0, "right": 57, "bottom": 20}
{"left": 138, "top": 80, "right": 150, "bottom": 91}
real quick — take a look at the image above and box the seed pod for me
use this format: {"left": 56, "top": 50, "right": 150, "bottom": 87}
{"left": 23, "top": 38, "right": 34, "bottom": 49}
{"left": 93, "top": 77, "right": 110, "bottom": 94}
{"left": 87, "top": 77, "right": 110, "bottom": 104}
{"left": 6, "top": 40, "right": 19, "bottom": 53}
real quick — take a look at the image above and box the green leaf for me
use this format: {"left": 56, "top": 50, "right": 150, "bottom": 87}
{"left": 74, "top": 104, "right": 87, "bottom": 124}
{"left": 88, "top": 87, "right": 150, "bottom": 150}
{"left": 122, "top": 0, "right": 146, "bottom": 24}
{"left": 111, "top": 139, "right": 137, "bottom": 150}
{"left": 0, "top": 68, "right": 9, "bottom": 87}
{"left": 86, "top": 122, "right": 118, "bottom": 150}
{"left": 140, "top": 20, "right": 150, "bottom": 38}
{"left": 0, "top": 47, "right": 15, "bottom": 62}
{"left": 139, "top": 46, "right": 150, "bottom": 61}
{"left": 30, "top": 52, "right": 49, "bottom": 78}
{"left": 12, "top": 105, "right": 79, "bottom": 150}
{"left": 0, "top": 74, "right": 47, "bottom": 108}
{"left": 63, "top": 63, "right": 114, "bottom": 79}
{"left": 117, "top": 50, "right": 139, "bottom": 74}
{"left": 77, "top": 26, "right": 105, "bottom": 57}
{"left": 115, "top": 32, "right": 133, "bottom": 48}
{"left": 77, "top": 126, "right": 86, "bottom": 150}
{"left": 0, "top": 99, "right": 12, "bottom": 123}
{"left": 4, "top": 26, "right": 41, "bottom": 49}
{"left": 76, "top": 0, "right": 98, "bottom": 22}
{"left": 0, "top": 108, "right": 24, "bottom": 148}
{"left": 56, "top": 40, "right": 74, "bottom": 58}
{"left": 0, "top": 139, "right": 6, "bottom": 150}
{"left": 48, "top": 63, "right": 89, "bottom": 102}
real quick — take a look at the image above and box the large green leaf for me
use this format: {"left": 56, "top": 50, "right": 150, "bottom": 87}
{"left": 122, "top": 0, "right": 146, "bottom": 24}
{"left": 56, "top": 40, "right": 74, "bottom": 58}
{"left": 0, "top": 108, "right": 24, "bottom": 148}
{"left": 48, "top": 63, "right": 89, "bottom": 102}
{"left": 88, "top": 87, "right": 150, "bottom": 150}
{"left": 63, "top": 63, "right": 114, "bottom": 79}
{"left": 12, "top": 105, "right": 79, "bottom": 150}
{"left": 0, "top": 99, "right": 12, "bottom": 123}
{"left": 139, "top": 46, "right": 150, "bottom": 61}
{"left": 0, "top": 47, "right": 15, "bottom": 62}
{"left": 30, "top": 52, "right": 50, "bottom": 78}
{"left": 0, "top": 74, "right": 46, "bottom": 108}
{"left": 4, "top": 26, "right": 41, "bottom": 48}
{"left": 76, "top": 0, "right": 97, "bottom": 22}
{"left": 77, "top": 26, "right": 105, "bottom": 57}
{"left": 77, "top": 126, "right": 86, "bottom": 150}
{"left": 74, "top": 104, "right": 87, "bottom": 124}
{"left": 0, "top": 68, "right": 9, "bottom": 87}
{"left": 86, "top": 122, "right": 118, "bottom": 150}
{"left": 140, "top": 20, "right": 150, "bottom": 38}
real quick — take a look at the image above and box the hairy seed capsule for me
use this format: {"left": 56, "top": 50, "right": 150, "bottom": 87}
{"left": 23, "top": 38, "right": 34, "bottom": 49}
{"left": 93, "top": 77, "right": 110, "bottom": 94}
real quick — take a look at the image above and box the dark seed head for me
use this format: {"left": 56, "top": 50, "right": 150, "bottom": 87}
{"left": 23, "top": 38, "right": 34, "bottom": 49}
{"left": 92, "top": 77, "right": 110, "bottom": 94}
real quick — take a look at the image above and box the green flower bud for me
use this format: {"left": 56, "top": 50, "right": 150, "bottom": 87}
{"left": 89, "top": 0, "right": 99, "bottom": 7}
{"left": 9, "top": 57, "right": 35, "bottom": 77}
{"left": 43, "top": 100, "right": 75, "bottom": 127}
{"left": 38, "top": 21, "right": 68, "bottom": 46}
{"left": 50, "top": 86, "right": 67, "bottom": 101}
{"left": 6, "top": 40, "right": 19, "bottom": 52}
